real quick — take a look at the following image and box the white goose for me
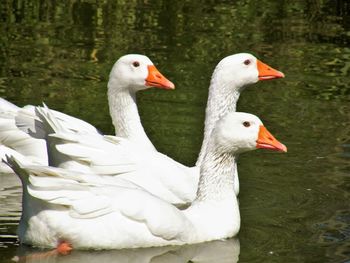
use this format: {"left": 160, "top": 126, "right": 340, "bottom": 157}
{"left": 6, "top": 112, "right": 287, "bottom": 250}
{"left": 0, "top": 55, "right": 174, "bottom": 172}
{"left": 0, "top": 55, "right": 191, "bottom": 205}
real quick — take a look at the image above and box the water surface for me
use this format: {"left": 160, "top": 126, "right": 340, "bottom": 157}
{"left": 0, "top": 1, "right": 349, "bottom": 262}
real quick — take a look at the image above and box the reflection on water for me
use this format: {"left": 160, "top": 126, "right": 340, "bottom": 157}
{"left": 0, "top": 174, "right": 21, "bottom": 243}
{"left": 0, "top": 174, "right": 21, "bottom": 261}
{"left": 0, "top": 0, "right": 350, "bottom": 262}
{"left": 13, "top": 239, "right": 239, "bottom": 263}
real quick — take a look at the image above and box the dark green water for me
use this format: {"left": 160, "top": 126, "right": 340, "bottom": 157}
{"left": 0, "top": 1, "right": 349, "bottom": 262}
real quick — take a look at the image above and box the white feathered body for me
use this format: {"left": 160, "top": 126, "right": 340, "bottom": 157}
{"left": 14, "top": 163, "right": 238, "bottom": 249}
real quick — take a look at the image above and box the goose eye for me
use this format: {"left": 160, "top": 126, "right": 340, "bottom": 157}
{"left": 243, "top": 121, "right": 251, "bottom": 127}
{"left": 243, "top": 59, "right": 251, "bottom": 65}
{"left": 132, "top": 61, "right": 140, "bottom": 67}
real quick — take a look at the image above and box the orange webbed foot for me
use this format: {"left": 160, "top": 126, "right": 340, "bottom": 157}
{"left": 12, "top": 241, "right": 73, "bottom": 262}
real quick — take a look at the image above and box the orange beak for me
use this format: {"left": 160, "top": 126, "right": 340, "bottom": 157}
{"left": 256, "top": 125, "right": 287, "bottom": 153}
{"left": 257, "top": 60, "right": 285, "bottom": 80}
{"left": 145, "top": 65, "right": 175, "bottom": 90}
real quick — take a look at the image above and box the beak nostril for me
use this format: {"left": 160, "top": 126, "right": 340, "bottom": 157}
{"left": 156, "top": 74, "right": 161, "bottom": 79}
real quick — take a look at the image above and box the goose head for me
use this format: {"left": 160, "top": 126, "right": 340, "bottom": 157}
{"left": 212, "top": 53, "right": 284, "bottom": 92}
{"left": 212, "top": 112, "right": 287, "bottom": 154}
{"left": 108, "top": 54, "right": 175, "bottom": 92}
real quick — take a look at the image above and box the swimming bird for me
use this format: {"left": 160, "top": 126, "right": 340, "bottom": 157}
{"left": 6, "top": 111, "right": 287, "bottom": 250}
{"left": 0, "top": 54, "right": 174, "bottom": 172}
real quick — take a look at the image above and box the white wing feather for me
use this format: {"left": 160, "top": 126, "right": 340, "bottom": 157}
{"left": 33, "top": 105, "right": 198, "bottom": 205}
{"left": 7, "top": 157, "right": 191, "bottom": 240}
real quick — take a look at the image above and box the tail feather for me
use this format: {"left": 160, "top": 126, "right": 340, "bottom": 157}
{"left": 4, "top": 155, "right": 30, "bottom": 182}
{"left": 15, "top": 106, "right": 47, "bottom": 139}
{"left": 0, "top": 115, "right": 48, "bottom": 165}
{"left": 35, "top": 104, "right": 68, "bottom": 135}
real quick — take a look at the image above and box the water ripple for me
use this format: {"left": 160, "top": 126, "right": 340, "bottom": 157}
{"left": 0, "top": 173, "right": 21, "bottom": 251}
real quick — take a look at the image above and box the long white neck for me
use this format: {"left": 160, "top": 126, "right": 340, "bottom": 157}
{"left": 108, "top": 80, "right": 156, "bottom": 151}
{"left": 196, "top": 70, "right": 242, "bottom": 166}
{"left": 196, "top": 151, "right": 237, "bottom": 201}
{"left": 184, "top": 149, "right": 240, "bottom": 242}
